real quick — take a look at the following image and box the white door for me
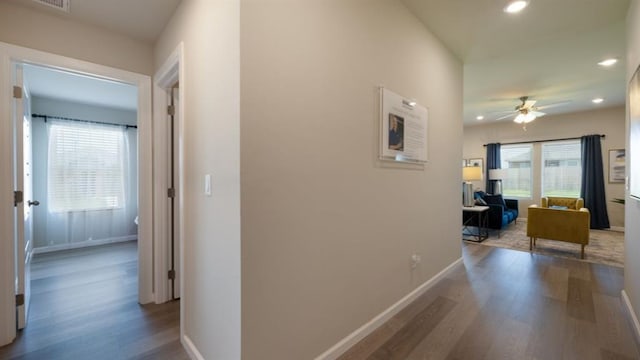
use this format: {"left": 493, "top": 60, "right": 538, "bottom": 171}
{"left": 13, "top": 64, "right": 35, "bottom": 329}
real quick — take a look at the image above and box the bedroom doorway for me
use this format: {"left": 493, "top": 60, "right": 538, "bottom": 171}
{"left": 17, "top": 62, "right": 140, "bottom": 330}
{"left": 1, "top": 42, "right": 154, "bottom": 346}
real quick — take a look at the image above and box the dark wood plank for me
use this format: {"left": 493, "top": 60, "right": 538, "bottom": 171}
{"left": 593, "top": 292, "right": 640, "bottom": 358}
{"left": 340, "top": 243, "right": 640, "bottom": 359}
{"left": 566, "top": 277, "right": 596, "bottom": 322}
{"left": 368, "top": 296, "right": 456, "bottom": 360}
{"left": 600, "top": 348, "right": 638, "bottom": 360}
{"left": 0, "top": 242, "right": 186, "bottom": 360}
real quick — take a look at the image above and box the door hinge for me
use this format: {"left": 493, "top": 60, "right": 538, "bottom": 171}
{"left": 167, "top": 105, "right": 175, "bottom": 116}
{"left": 13, "top": 86, "right": 22, "bottom": 99}
{"left": 14, "top": 190, "right": 23, "bottom": 207}
{"left": 15, "top": 294, "right": 24, "bottom": 306}
{"left": 168, "top": 270, "right": 176, "bottom": 280}
{"left": 167, "top": 188, "right": 175, "bottom": 198}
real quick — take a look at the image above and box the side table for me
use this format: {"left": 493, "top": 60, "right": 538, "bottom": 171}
{"left": 462, "top": 206, "right": 489, "bottom": 242}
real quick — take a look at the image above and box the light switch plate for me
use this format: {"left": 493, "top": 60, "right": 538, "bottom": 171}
{"left": 205, "top": 174, "right": 212, "bottom": 196}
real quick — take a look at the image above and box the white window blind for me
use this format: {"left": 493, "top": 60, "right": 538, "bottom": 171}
{"left": 542, "top": 141, "right": 582, "bottom": 197}
{"left": 501, "top": 144, "right": 533, "bottom": 198}
{"left": 47, "top": 120, "right": 126, "bottom": 212}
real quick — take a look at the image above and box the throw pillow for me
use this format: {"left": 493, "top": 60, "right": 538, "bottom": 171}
{"left": 484, "top": 194, "right": 506, "bottom": 208}
{"left": 475, "top": 197, "right": 487, "bottom": 206}
{"left": 549, "top": 205, "right": 568, "bottom": 210}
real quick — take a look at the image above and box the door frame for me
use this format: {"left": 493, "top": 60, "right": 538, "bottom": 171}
{"left": 0, "top": 42, "right": 154, "bottom": 346}
{"left": 153, "top": 43, "right": 184, "bottom": 306}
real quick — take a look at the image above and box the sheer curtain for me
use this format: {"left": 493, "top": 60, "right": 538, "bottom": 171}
{"left": 42, "top": 118, "right": 137, "bottom": 248}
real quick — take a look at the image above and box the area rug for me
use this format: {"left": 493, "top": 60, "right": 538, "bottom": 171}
{"left": 468, "top": 220, "right": 624, "bottom": 268}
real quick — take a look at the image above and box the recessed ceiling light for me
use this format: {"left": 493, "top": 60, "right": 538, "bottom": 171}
{"left": 504, "top": 1, "right": 529, "bottom": 13}
{"left": 476, "top": 115, "right": 484, "bottom": 120}
{"left": 592, "top": 98, "right": 604, "bottom": 104}
{"left": 597, "top": 58, "right": 618, "bottom": 67}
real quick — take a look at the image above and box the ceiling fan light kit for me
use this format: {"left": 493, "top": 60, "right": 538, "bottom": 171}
{"left": 504, "top": 0, "right": 529, "bottom": 14}
{"left": 514, "top": 112, "right": 536, "bottom": 124}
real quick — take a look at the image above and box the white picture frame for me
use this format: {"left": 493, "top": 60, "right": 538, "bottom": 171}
{"left": 380, "top": 87, "right": 428, "bottom": 163}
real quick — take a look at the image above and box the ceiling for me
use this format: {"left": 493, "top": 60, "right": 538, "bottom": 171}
{"left": 8, "top": 0, "right": 182, "bottom": 43}
{"left": 402, "top": 0, "right": 630, "bottom": 126}
{"left": 10, "top": 0, "right": 631, "bottom": 124}
{"left": 9, "top": 0, "right": 182, "bottom": 111}
{"left": 24, "top": 64, "right": 138, "bottom": 111}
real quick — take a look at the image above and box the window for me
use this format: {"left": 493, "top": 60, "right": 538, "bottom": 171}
{"left": 542, "top": 141, "right": 581, "bottom": 197}
{"left": 501, "top": 144, "right": 533, "bottom": 198}
{"left": 48, "top": 120, "right": 126, "bottom": 212}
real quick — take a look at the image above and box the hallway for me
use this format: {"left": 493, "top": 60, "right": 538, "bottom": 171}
{"left": 0, "top": 242, "right": 185, "bottom": 360}
{"left": 340, "top": 243, "right": 640, "bottom": 359}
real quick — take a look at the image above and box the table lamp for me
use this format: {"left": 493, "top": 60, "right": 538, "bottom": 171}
{"left": 462, "top": 166, "right": 482, "bottom": 207}
{"left": 488, "top": 169, "right": 506, "bottom": 195}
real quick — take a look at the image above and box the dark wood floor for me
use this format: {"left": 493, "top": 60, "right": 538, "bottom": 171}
{"left": 340, "top": 243, "right": 640, "bottom": 360}
{"left": 0, "top": 241, "right": 187, "bottom": 360}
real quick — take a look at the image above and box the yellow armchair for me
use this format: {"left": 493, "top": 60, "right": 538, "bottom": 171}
{"left": 541, "top": 196, "right": 584, "bottom": 210}
{"left": 526, "top": 204, "right": 590, "bottom": 259}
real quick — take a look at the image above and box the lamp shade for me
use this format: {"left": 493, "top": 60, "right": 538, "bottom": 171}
{"left": 462, "top": 166, "right": 482, "bottom": 182}
{"left": 489, "top": 169, "right": 507, "bottom": 180}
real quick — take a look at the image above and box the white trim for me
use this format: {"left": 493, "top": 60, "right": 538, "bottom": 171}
{"left": 31, "top": 236, "right": 137, "bottom": 255}
{"left": 0, "top": 41, "right": 154, "bottom": 345}
{"left": 182, "top": 335, "right": 205, "bottom": 360}
{"left": 622, "top": 290, "right": 640, "bottom": 348}
{"left": 610, "top": 226, "right": 625, "bottom": 232}
{"left": 0, "top": 46, "right": 16, "bottom": 347}
{"left": 314, "top": 257, "right": 464, "bottom": 360}
{"left": 153, "top": 42, "right": 184, "bottom": 306}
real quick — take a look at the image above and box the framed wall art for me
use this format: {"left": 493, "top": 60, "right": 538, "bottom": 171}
{"left": 609, "top": 149, "right": 625, "bottom": 183}
{"left": 379, "top": 87, "right": 428, "bottom": 163}
{"left": 468, "top": 158, "right": 483, "bottom": 174}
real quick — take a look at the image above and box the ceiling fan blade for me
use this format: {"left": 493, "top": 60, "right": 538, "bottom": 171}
{"left": 535, "top": 100, "right": 571, "bottom": 110}
{"left": 523, "top": 100, "right": 537, "bottom": 109}
{"left": 495, "top": 112, "right": 516, "bottom": 121}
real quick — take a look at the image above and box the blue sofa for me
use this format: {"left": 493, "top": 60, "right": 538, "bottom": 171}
{"left": 472, "top": 191, "right": 519, "bottom": 230}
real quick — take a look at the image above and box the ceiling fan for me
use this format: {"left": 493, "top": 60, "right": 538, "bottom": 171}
{"left": 495, "top": 96, "right": 543, "bottom": 123}
{"left": 495, "top": 96, "right": 569, "bottom": 124}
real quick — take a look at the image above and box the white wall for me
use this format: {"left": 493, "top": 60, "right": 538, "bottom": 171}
{"left": 0, "top": 2, "right": 153, "bottom": 75}
{"left": 30, "top": 97, "right": 138, "bottom": 249}
{"left": 241, "top": 1, "right": 462, "bottom": 359}
{"left": 625, "top": 0, "right": 640, "bottom": 333}
{"left": 154, "top": 0, "right": 241, "bottom": 358}
{"left": 464, "top": 106, "right": 626, "bottom": 227}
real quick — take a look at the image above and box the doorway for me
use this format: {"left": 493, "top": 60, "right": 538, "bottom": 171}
{"left": 0, "top": 42, "right": 154, "bottom": 346}
{"left": 19, "top": 62, "right": 140, "bottom": 329}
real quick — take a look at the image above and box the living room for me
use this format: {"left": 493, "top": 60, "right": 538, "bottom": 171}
{"left": 449, "top": 0, "right": 628, "bottom": 254}
{"left": 463, "top": 105, "right": 626, "bottom": 230}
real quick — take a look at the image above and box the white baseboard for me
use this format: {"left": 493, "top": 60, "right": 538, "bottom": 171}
{"left": 621, "top": 290, "right": 640, "bottom": 349}
{"left": 610, "top": 226, "right": 625, "bottom": 232}
{"left": 314, "top": 257, "right": 464, "bottom": 360}
{"left": 32, "top": 235, "right": 137, "bottom": 255}
{"left": 182, "top": 335, "right": 205, "bottom": 360}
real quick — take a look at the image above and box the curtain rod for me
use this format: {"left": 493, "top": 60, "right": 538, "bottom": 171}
{"left": 483, "top": 134, "right": 605, "bottom": 147}
{"left": 32, "top": 114, "right": 138, "bottom": 129}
